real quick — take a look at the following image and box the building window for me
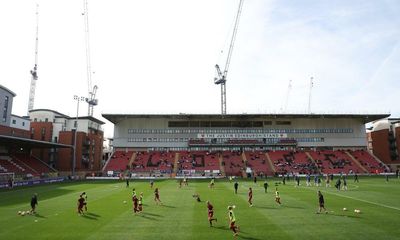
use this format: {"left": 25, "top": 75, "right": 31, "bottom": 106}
{"left": 22, "top": 122, "right": 25, "bottom": 126}
{"left": 34, "top": 118, "right": 37, "bottom": 122}
{"left": 74, "top": 121, "right": 77, "bottom": 128}
{"left": 45, "top": 118, "right": 48, "bottom": 122}
{"left": 12, "top": 119, "right": 16, "bottom": 124}
{"left": 2, "top": 96, "right": 9, "bottom": 122}
{"left": 276, "top": 121, "right": 291, "bottom": 125}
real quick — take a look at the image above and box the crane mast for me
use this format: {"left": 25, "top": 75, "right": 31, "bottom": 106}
{"left": 27, "top": 4, "right": 39, "bottom": 114}
{"left": 214, "top": 0, "right": 244, "bottom": 115}
{"left": 283, "top": 80, "right": 292, "bottom": 112}
{"left": 308, "top": 77, "right": 314, "bottom": 114}
{"left": 83, "top": 0, "right": 98, "bottom": 116}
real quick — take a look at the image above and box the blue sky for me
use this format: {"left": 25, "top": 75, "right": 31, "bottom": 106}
{"left": 0, "top": 0, "right": 399, "bottom": 137}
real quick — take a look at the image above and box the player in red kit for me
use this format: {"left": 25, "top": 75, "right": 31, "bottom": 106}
{"left": 206, "top": 201, "right": 217, "bottom": 227}
{"left": 132, "top": 193, "right": 139, "bottom": 213}
{"left": 154, "top": 188, "right": 162, "bottom": 205}
{"left": 248, "top": 187, "right": 253, "bottom": 207}
{"left": 77, "top": 194, "right": 85, "bottom": 215}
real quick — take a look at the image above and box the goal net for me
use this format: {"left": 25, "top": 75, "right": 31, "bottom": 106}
{"left": 0, "top": 172, "right": 15, "bottom": 185}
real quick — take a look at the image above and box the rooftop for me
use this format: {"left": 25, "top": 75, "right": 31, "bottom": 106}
{"left": 102, "top": 113, "right": 390, "bottom": 124}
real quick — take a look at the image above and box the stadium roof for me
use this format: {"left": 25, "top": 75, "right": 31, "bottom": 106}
{"left": 29, "top": 109, "right": 69, "bottom": 117}
{"left": 0, "top": 84, "right": 16, "bottom": 97}
{"left": 29, "top": 109, "right": 105, "bottom": 125}
{"left": 61, "top": 116, "right": 105, "bottom": 125}
{"left": 0, "top": 135, "right": 72, "bottom": 149}
{"left": 102, "top": 113, "right": 390, "bottom": 124}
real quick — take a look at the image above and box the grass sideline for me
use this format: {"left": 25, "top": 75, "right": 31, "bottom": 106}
{"left": 0, "top": 177, "right": 399, "bottom": 240}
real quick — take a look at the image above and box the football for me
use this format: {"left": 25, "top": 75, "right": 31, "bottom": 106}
{"left": 123, "top": 200, "right": 127, "bottom": 204}
{"left": 21, "top": 211, "right": 25, "bottom": 216}
{"left": 343, "top": 208, "right": 347, "bottom": 211}
{"left": 18, "top": 211, "right": 22, "bottom": 215}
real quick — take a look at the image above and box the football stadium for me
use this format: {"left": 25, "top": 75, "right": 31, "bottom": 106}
{"left": 1, "top": 1, "right": 400, "bottom": 240}
{"left": 2, "top": 89, "right": 400, "bottom": 240}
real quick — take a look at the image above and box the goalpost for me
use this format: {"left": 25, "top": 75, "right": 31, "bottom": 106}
{"left": 0, "top": 172, "right": 15, "bottom": 186}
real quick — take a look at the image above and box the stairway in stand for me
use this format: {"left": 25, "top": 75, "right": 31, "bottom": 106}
{"left": 241, "top": 152, "right": 248, "bottom": 178}
{"left": 345, "top": 151, "right": 368, "bottom": 173}
{"left": 305, "top": 152, "right": 320, "bottom": 173}
{"left": 173, "top": 152, "right": 180, "bottom": 175}
{"left": 128, "top": 152, "right": 137, "bottom": 169}
{"left": 265, "top": 152, "right": 276, "bottom": 174}
{"left": 218, "top": 153, "right": 225, "bottom": 176}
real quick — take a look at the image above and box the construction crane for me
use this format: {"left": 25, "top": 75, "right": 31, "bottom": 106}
{"left": 282, "top": 80, "right": 292, "bottom": 113}
{"left": 82, "top": 0, "right": 98, "bottom": 116}
{"left": 214, "top": 0, "right": 244, "bottom": 115}
{"left": 27, "top": 4, "right": 39, "bottom": 115}
{"left": 308, "top": 77, "right": 314, "bottom": 114}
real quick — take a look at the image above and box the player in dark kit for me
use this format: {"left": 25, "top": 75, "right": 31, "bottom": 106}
{"left": 8, "top": 177, "right": 13, "bottom": 189}
{"left": 206, "top": 201, "right": 217, "bottom": 227}
{"left": 317, "top": 191, "right": 328, "bottom": 214}
{"left": 263, "top": 180, "right": 269, "bottom": 193}
{"left": 234, "top": 181, "right": 239, "bottom": 194}
{"left": 248, "top": 187, "right": 253, "bottom": 207}
{"left": 193, "top": 193, "right": 201, "bottom": 202}
{"left": 354, "top": 173, "right": 359, "bottom": 183}
{"left": 30, "top": 193, "right": 38, "bottom": 214}
{"left": 81, "top": 192, "right": 88, "bottom": 211}
{"left": 154, "top": 188, "right": 162, "bottom": 205}
{"left": 77, "top": 194, "right": 85, "bottom": 215}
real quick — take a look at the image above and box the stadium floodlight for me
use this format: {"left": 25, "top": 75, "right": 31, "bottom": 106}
{"left": 72, "top": 95, "right": 85, "bottom": 177}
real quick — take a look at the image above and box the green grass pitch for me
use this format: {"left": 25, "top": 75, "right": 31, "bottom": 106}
{"left": 1, "top": 177, "right": 400, "bottom": 240}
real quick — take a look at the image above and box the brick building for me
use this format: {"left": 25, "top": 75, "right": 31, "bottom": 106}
{"left": 29, "top": 109, "right": 104, "bottom": 174}
{"left": 367, "top": 119, "right": 400, "bottom": 170}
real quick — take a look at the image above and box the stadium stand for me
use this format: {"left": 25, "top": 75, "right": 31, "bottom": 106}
{"left": 308, "top": 150, "right": 364, "bottom": 174}
{"left": 103, "top": 149, "right": 387, "bottom": 177}
{"left": 0, "top": 153, "right": 56, "bottom": 177}
{"left": 177, "top": 151, "right": 220, "bottom": 172}
{"left": 268, "top": 150, "right": 318, "bottom": 175}
{"left": 104, "top": 150, "right": 133, "bottom": 172}
{"left": 349, "top": 149, "right": 387, "bottom": 173}
{"left": 141, "top": 151, "right": 174, "bottom": 173}
{"left": 12, "top": 154, "right": 55, "bottom": 174}
{"left": 245, "top": 151, "right": 273, "bottom": 176}
{"left": 221, "top": 151, "right": 245, "bottom": 176}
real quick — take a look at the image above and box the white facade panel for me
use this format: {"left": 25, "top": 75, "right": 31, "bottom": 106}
{"left": 111, "top": 116, "right": 371, "bottom": 150}
{"left": 10, "top": 116, "right": 30, "bottom": 131}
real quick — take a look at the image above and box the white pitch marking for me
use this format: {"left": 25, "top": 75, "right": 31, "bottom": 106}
{"left": 302, "top": 186, "right": 400, "bottom": 211}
